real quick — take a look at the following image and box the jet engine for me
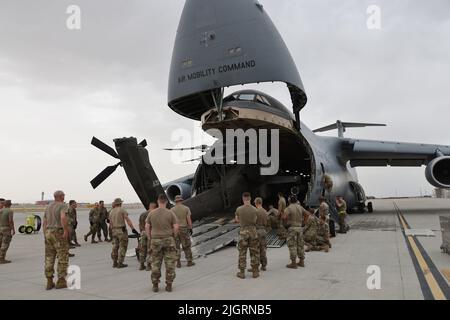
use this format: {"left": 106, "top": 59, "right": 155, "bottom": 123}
{"left": 425, "top": 156, "right": 450, "bottom": 188}
{"left": 166, "top": 183, "right": 193, "bottom": 202}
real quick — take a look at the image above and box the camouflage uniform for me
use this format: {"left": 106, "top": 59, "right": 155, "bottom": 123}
{"left": 284, "top": 203, "right": 305, "bottom": 263}
{"left": 138, "top": 211, "right": 151, "bottom": 267}
{"left": 267, "top": 208, "right": 279, "bottom": 232}
{"left": 303, "top": 214, "right": 319, "bottom": 246}
{"left": 97, "top": 207, "right": 109, "bottom": 241}
{"left": 66, "top": 207, "right": 77, "bottom": 244}
{"left": 44, "top": 202, "right": 69, "bottom": 279}
{"left": 146, "top": 208, "right": 178, "bottom": 286}
{"left": 85, "top": 207, "right": 100, "bottom": 241}
{"left": 337, "top": 200, "right": 348, "bottom": 233}
{"left": 316, "top": 220, "right": 330, "bottom": 249}
{"left": 256, "top": 207, "right": 268, "bottom": 269}
{"left": 236, "top": 204, "right": 260, "bottom": 274}
{"left": 171, "top": 204, "right": 194, "bottom": 264}
{"left": 109, "top": 207, "right": 129, "bottom": 265}
{"left": 0, "top": 208, "right": 13, "bottom": 262}
{"left": 277, "top": 197, "right": 288, "bottom": 239}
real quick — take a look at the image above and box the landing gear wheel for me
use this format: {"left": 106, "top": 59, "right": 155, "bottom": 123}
{"left": 18, "top": 226, "right": 25, "bottom": 234}
{"left": 25, "top": 226, "right": 34, "bottom": 234}
{"left": 367, "top": 202, "right": 373, "bottom": 213}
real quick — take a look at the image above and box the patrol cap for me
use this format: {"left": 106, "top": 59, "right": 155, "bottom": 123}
{"left": 113, "top": 198, "right": 123, "bottom": 205}
{"left": 174, "top": 195, "right": 183, "bottom": 202}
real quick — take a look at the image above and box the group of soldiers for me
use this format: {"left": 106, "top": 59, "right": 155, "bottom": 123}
{"left": 0, "top": 188, "right": 349, "bottom": 292}
{"left": 234, "top": 191, "right": 349, "bottom": 279}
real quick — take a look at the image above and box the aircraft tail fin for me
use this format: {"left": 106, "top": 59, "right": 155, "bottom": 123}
{"left": 313, "top": 121, "right": 386, "bottom": 138}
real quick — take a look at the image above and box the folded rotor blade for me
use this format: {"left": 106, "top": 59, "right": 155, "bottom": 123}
{"left": 90, "top": 163, "right": 121, "bottom": 189}
{"left": 91, "top": 137, "right": 119, "bottom": 159}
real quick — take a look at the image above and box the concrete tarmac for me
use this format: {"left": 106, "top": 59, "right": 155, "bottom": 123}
{"left": 0, "top": 198, "right": 449, "bottom": 300}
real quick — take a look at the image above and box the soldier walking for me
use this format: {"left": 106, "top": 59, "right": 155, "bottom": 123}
{"left": 171, "top": 195, "right": 195, "bottom": 268}
{"left": 0, "top": 200, "right": 15, "bottom": 264}
{"left": 109, "top": 198, "right": 137, "bottom": 268}
{"left": 43, "top": 190, "right": 70, "bottom": 290}
{"left": 254, "top": 197, "right": 268, "bottom": 271}
{"left": 235, "top": 192, "right": 260, "bottom": 279}
{"left": 84, "top": 203, "right": 100, "bottom": 243}
{"left": 282, "top": 195, "right": 306, "bottom": 269}
{"left": 97, "top": 201, "right": 110, "bottom": 242}
{"left": 145, "top": 194, "right": 179, "bottom": 292}
{"left": 139, "top": 202, "right": 157, "bottom": 271}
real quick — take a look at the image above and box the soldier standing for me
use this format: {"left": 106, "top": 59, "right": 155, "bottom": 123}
{"left": 336, "top": 196, "right": 348, "bottom": 233}
{"left": 67, "top": 200, "right": 80, "bottom": 247}
{"left": 254, "top": 197, "right": 268, "bottom": 271}
{"left": 145, "top": 194, "right": 179, "bottom": 293}
{"left": 43, "top": 190, "right": 70, "bottom": 290}
{"left": 97, "top": 201, "right": 110, "bottom": 242}
{"left": 171, "top": 195, "right": 195, "bottom": 268}
{"left": 109, "top": 198, "right": 137, "bottom": 268}
{"left": 282, "top": 195, "right": 305, "bottom": 268}
{"left": 303, "top": 210, "right": 319, "bottom": 251}
{"left": 277, "top": 192, "right": 287, "bottom": 239}
{"left": 139, "top": 202, "right": 157, "bottom": 271}
{"left": 84, "top": 203, "right": 100, "bottom": 243}
{"left": 235, "top": 192, "right": 260, "bottom": 279}
{"left": 0, "top": 200, "right": 15, "bottom": 264}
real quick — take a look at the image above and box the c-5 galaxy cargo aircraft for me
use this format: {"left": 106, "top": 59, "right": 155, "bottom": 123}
{"left": 90, "top": 0, "right": 450, "bottom": 224}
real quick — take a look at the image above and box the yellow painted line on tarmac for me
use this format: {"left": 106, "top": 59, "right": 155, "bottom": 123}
{"left": 398, "top": 210, "right": 446, "bottom": 300}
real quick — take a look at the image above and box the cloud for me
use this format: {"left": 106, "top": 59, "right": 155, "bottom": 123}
{"left": 0, "top": 0, "right": 449, "bottom": 202}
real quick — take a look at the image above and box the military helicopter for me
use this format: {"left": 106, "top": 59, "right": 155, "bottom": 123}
{"left": 90, "top": 0, "right": 450, "bottom": 222}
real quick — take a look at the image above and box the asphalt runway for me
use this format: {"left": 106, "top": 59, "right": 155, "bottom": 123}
{"left": 0, "top": 198, "right": 449, "bottom": 300}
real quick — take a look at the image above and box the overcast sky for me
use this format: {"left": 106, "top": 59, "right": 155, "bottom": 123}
{"left": 0, "top": 0, "right": 449, "bottom": 203}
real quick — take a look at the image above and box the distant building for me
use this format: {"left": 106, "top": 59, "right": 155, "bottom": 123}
{"left": 434, "top": 188, "right": 450, "bottom": 199}
{"left": 35, "top": 200, "right": 52, "bottom": 206}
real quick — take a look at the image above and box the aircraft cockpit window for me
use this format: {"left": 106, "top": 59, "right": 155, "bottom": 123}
{"left": 238, "top": 94, "right": 255, "bottom": 101}
{"left": 256, "top": 95, "right": 271, "bottom": 106}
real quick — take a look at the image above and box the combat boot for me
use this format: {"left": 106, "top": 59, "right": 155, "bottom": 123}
{"left": 252, "top": 268, "right": 260, "bottom": 278}
{"left": 176, "top": 260, "right": 181, "bottom": 268}
{"left": 112, "top": 261, "right": 118, "bottom": 268}
{"left": 117, "top": 263, "right": 128, "bottom": 268}
{"left": 91, "top": 239, "right": 98, "bottom": 244}
{"left": 68, "top": 253, "right": 75, "bottom": 258}
{"left": 84, "top": 234, "right": 88, "bottom": 242}
{"left": 305, "top": 245, "right": 313, "bottom": 252}
{"left": 98, "top": 237, "right": 103, "bottom": 242}
{"left": 261, "top": 265, "right": 267, "bottom": 271}
{"left": 152, "top": 283, "right": 159, "bottom": 292}
{"left": 0, "top": 259, "right": 11, "bottom": 264}
{"left": 322, "top": 245, "right": 329, "bottom": 253}
{"left": 139, "top": 263, "right": 145, "bottom": 271}
{"left": 46, "top": 277, "right": 54, "bottom": 290}
{"left": 187, "top": 261, "right": 195, "bottom": 267}
{"left": 165, "top": 283, "right": 172, "bottom": 292}
{"left": 146, "top": 263, "right": 151, "bottom": 271}
{"left": 236, "top": 269, "right": 245, "bottom": 279}
{"left": 297, "top": 258, "right": 305, "bottom": 268}
{"left": 55, "top": 277, "right": 67, "bottom": 289}
{"left": 286, "top": 260, "right": 298, "bottom": 269}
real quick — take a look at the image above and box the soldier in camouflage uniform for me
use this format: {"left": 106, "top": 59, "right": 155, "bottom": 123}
{"left": 253, "top": 197, "right": 268, "bottom": 271}
{"left": 336, "top": 196, "right": 349, "bottom": 233}
{"left": 109, "top": 198, "right": 138, "bottom": 268}
{"left": 84, "top": 203, "right": 101, "bottom": 243}
{"left": 146, "top": 194, "right": 179, "bottom": 293}
{"left": 303, "top": 209, "right": 319, "bottom": 251}
{"left": 277, "top": 192, "right": 288, "bottom": 239}
{"left": 315, "top": 214, "right": 331, "bottom": 252}
{"left": 138, "top": 202, "right": 156, "bottom": 271}
{"left": 282, "top": 195, "right": 306, "bottom": 268}
{"left": 43, "top": 191, "right": 70, "bottom": 290}
{"left": 0, "top": 200, "right": 15, "bottom": 264}
{"left": 235, "top": 192, "right": 260, "bottom": 279}
{"left": 97, "top": 201, "right": 110, "bottom": 242}
{"left": 67, "top": 200, "right": 80, "bottom": 247}
{"left": 267, "top": 205, "right": 279, "bottom": 232}
{"left": 171, "top": 195, "right": 195, "bottom": 268}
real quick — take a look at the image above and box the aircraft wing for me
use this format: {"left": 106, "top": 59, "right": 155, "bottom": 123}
{"left": 342, "top": 139, "right": 450, "bottom": 167}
